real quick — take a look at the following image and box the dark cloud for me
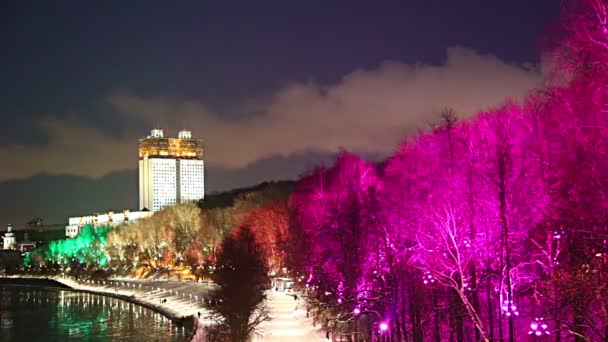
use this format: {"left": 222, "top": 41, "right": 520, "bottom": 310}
{"left": 0, "top": 47, "right": 543, "bottom": 182}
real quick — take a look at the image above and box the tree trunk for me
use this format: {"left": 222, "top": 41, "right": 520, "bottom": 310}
{"left": 455, "top": 290, "right": 490, "bottom": 342}
{"left": 434, "top": 290, "right": 441, "bottom": 342}
{"left": 455, "top": 290, "right": 464, "bottom": 342}
{"left": 573, "top": 303, "right": 586, "bottom": 342}
{"left": 401, "top": 282, "right": 408, "bottom": 342}
{"left": 471, "top": 267, "right": 481, "bottom": 341}
{"left": 410, "top": 284, "right": 423, "bottom": 342}
{"left": 485, "top": 274, "right": 494, "bottom": 341}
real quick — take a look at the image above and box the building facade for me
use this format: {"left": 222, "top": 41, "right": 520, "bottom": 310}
{"left": 65, "top": 210, "right": 153, "bottom": 238}
{"left": 2, "top": 225, "right": 16, "bottom": 250}
{"left": 138, "top": 129, "right": 205, "bottom": 211}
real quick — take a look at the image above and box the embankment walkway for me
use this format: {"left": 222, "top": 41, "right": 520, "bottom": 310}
{"left": 10, "top": 275, "right": 213, "bottom": 341}
{"left": 52, "top": 276, "right": 212, "bottom": 320}
{"left": 9, "top": 275, "right": 326, "bottom": 341}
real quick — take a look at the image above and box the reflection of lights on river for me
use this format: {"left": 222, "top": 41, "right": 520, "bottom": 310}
{"left": 4, "top": 287, "right": 189, "bottom": 340}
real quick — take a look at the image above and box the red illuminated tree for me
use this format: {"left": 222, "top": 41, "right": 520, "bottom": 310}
{"left": 246, "top": 201, "right": 290, "bottom": 274}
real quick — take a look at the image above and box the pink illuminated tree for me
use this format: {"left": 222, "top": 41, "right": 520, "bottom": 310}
{"left": 287, "top": 1, "right": 608, "bottom": 341}
{"left": 290, "top": 152, "right": 385, "bottom": 340}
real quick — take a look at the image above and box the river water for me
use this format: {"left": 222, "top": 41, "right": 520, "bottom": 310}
{"left": 0, "top": 286, "right": 189, "bottom": 341}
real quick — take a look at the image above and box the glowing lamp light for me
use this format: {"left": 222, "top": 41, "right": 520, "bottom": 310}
{"left": 353, "top": 308, "right": 361, "bottom": 315}
{"left": 379, "top": 322, "right": 389, "bottom": 332}
{"left": 528, "top": 318, "right": 550, "bottom": 336}
{"left": 501, "top": 300, "right": 519, "bottom": 317}
{"left": 553, "top": 230, "right": 565, "bottom": 240}
{"left": 422, "top": 271, "right": 435, "bottom": 285}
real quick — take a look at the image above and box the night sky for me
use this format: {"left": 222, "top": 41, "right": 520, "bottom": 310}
{"left": 0, "top": 0, "right": 561, "bottom": 226}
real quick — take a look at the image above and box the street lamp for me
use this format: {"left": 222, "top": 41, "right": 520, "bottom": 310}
{"left": 528, "top": 318, "right": 550, "bottom": 338}
{"left": 501, "top": 300, "right": 520, "bottom": 317}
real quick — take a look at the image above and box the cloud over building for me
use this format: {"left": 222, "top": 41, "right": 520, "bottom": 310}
{"left": 0, "top": 47, "right": 543, "bottom": 182}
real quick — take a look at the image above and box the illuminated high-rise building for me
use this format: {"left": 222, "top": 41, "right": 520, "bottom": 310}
{"left": 138, "top": 129, "right": 205, "bottom": 211}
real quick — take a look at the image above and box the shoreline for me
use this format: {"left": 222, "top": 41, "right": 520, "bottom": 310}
{"left": 1, "top": 276, "right": 197, "bottom": 339}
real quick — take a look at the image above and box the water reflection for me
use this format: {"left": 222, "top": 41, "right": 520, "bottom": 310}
{"left": 0, "top": 286, "right": 188, "bottom": 341}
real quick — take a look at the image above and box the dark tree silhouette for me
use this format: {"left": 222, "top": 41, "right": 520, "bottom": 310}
{"left": 27, "top": 217, "right": 43, "bottom": 227}
{"left": 206, "top": 226, "right": 271, "bottom": 342}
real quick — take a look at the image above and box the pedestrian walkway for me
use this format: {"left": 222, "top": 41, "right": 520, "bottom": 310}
{"left": 258, "top": 291, "right": 324, "bottom": 342}
{"left": 24, "top": 275, "right": 326, "bottom": 341}
{"left": 51, "top": 276, "right": 211, "bottom": 320}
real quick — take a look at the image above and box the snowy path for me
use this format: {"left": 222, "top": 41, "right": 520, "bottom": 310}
{"left": 257, "top": 291, "right": 324, "bottom": 342}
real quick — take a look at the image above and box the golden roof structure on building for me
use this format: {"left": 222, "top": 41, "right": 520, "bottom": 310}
{"left": 138, "top": 130, "right": 203, "bottom": 159}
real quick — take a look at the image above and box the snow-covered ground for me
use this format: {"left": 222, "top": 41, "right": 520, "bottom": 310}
{"left": 257, "top": 291, "right": 325, "bottom": 342}
{"left": 53, "top": 276, "right": 212, "bottom": 319}
{"left": 51, "top": 276, "right": 214, "bottom": 341}
{"left": 20, "top": 275, "right": 328, "bottom": 341}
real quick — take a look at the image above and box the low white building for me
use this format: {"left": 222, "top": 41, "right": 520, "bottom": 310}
{"left": 2, "top": 225, "right": 16, "bottom": 249}
{"left": 66, "top": 210, "right": 153, "bottom": 238}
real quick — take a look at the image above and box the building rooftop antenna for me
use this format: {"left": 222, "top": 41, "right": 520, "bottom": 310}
{"left": 182, "top": 117, "right": 188, "bottom": 135}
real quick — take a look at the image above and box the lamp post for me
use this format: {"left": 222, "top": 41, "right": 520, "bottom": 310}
{"left": 352, "top": 307, "right": 361, "bottom": 341}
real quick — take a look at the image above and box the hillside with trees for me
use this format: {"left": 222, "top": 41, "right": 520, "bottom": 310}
{"left": 23, "top": 181, "right": 294, "bottom": 282}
